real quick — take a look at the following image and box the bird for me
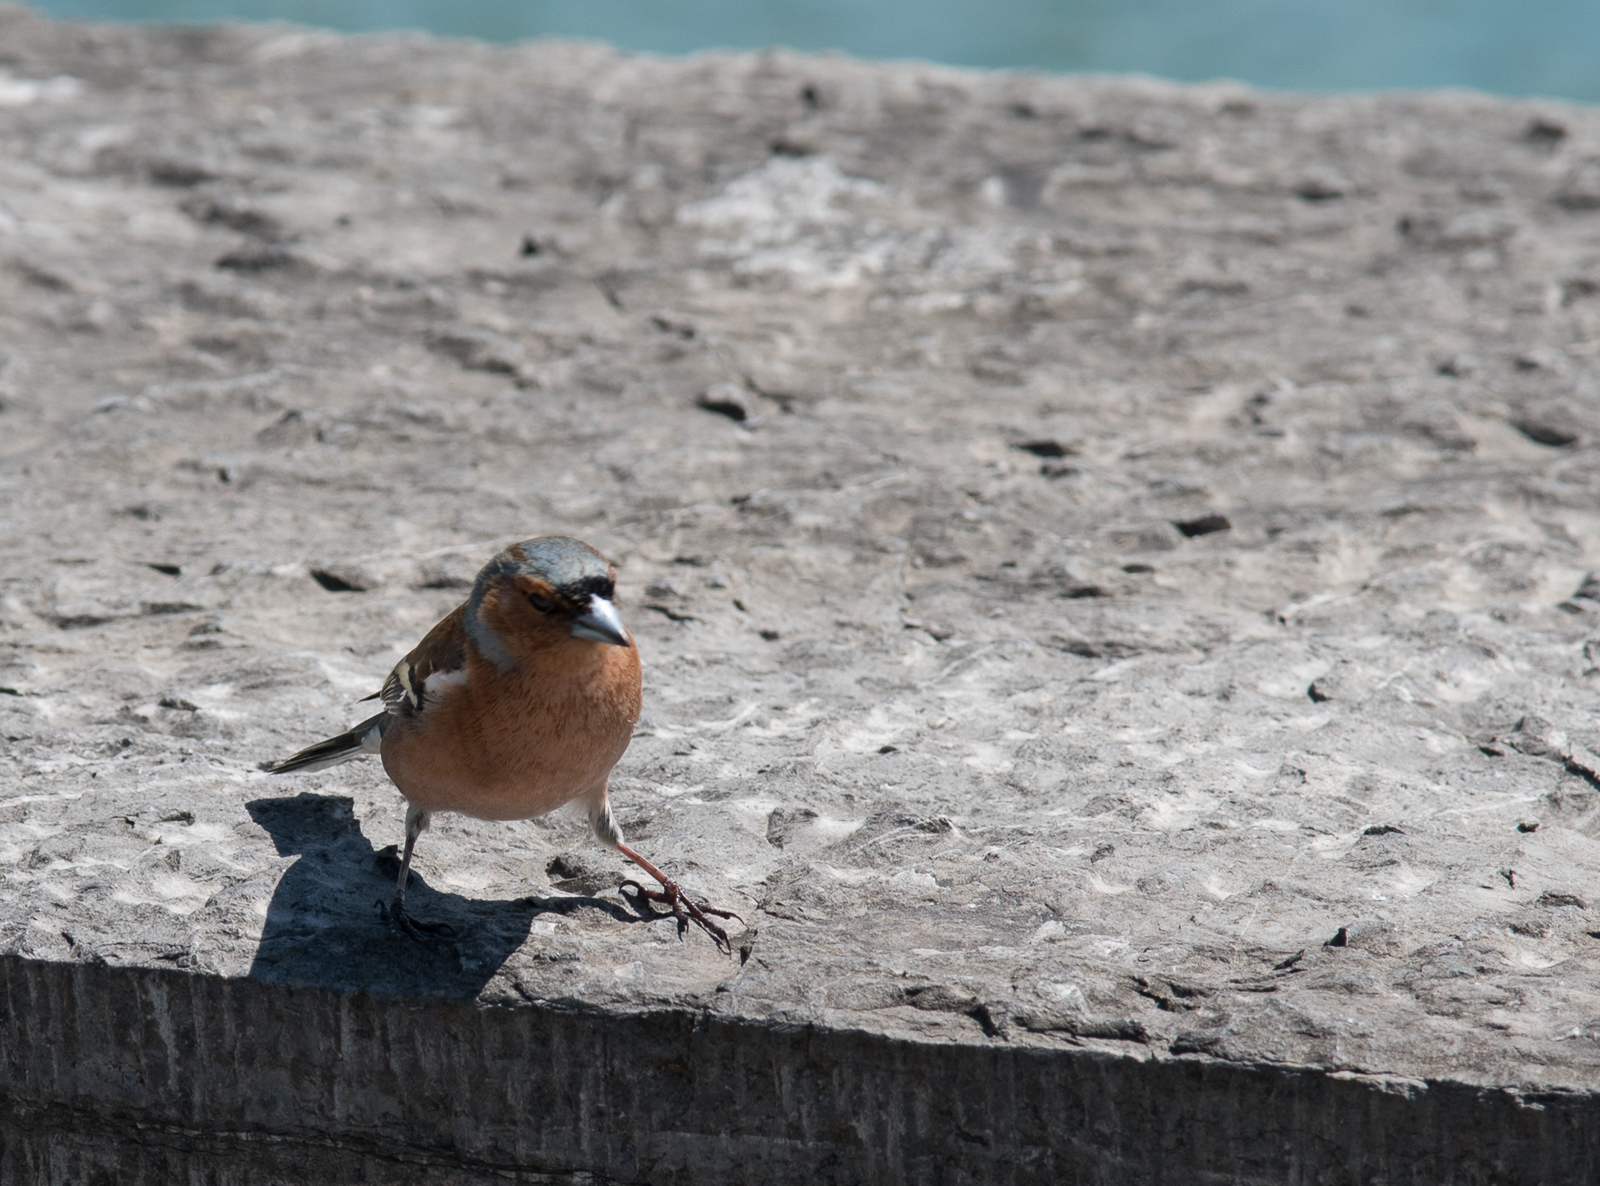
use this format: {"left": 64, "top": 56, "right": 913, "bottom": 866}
{"left": 265, "top": 535, "right": 739, "bottom": 950}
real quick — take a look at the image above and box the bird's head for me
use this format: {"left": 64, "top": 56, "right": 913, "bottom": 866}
{"left": 466, "top": 536, "right": 632, "bottom": 669}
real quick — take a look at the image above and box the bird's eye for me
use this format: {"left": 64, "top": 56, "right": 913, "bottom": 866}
{"left": 527, "top": 593, "right": 553, "bottom": 613}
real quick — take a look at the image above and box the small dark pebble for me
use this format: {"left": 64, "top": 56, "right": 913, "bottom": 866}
{"left": 1174, "top": 513, "right": 1231, "bottom": 538}
{"left": 310, "top": 569, "right": 365, "bottom": 593}
{"left": 697, "top": 384, "right": 752, "bottom": 422}
{"left": 769, "top": 137, "right": 813, "bottom": 157}
{"left": 1526, "top": 118, "right": 1567, "bottom": 145}
{"left": 1295, "top": 178, "right": 1344, "bottom": 202}
{"left": 1512, "top": 420, "right": 1579, "bottom": 448}
{"left": 1014, "top": 439, "right": 1077, "bottom": 459}
{"left": 150, "top": 160, "right": 217, "bottom": 187}
{"left": 1563, "top": 278, "right": 1599, "bottom": 306}
{"left": 216, "top": 246, "right": 298, "bottom": 272}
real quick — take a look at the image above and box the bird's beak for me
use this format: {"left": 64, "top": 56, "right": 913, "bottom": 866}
{"left": 570, "top": 595, "right": 631, "bottom": 647}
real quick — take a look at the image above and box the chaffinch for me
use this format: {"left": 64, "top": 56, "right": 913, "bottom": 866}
{"left": 267, "top": 535, "right": 738, "bottom": 950}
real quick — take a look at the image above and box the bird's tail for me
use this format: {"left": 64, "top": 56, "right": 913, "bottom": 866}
{"left": 265, "top": 712, "right": 387, "bottom": 774}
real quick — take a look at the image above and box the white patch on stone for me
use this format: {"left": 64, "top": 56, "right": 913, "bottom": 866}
{"left": 678, "top": 157, "right": 882, "bottom": 234}
{"left": 1086, "top": 874, "right": 1130, "bottom": 896}
{"left": 0, "top": 73, "right": 82, "bottom": 109}
{"left": 819, "top": 865, "right": 877, "bottom": 887}
{"left": 811, "top": 815, "right": 863, "bottom": 840}
{"left": 1042, "top": 982, "right": 1088, "bottom": 1011}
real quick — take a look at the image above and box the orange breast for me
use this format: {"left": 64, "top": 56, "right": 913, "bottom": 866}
{"left": 380, "top": 641, "right": 642, "bottom": 821}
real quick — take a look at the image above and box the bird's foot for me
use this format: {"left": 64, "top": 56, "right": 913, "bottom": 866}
{"left": 620, "top": 878, "right": 742, "bottom": 954}
{"left": 381, "top": 895, "right": 457, "bottom": 943}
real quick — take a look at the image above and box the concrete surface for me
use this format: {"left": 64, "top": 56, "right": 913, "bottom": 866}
{"left": 3, "top": 5, "right": 1600, "bottom": 1180}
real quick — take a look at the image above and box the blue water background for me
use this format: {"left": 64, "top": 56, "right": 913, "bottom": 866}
{"left": 22, "top": 0, "right": 1600, "bottom": 103}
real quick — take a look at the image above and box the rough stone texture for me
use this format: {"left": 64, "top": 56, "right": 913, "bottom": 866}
{"left": 3, "top": 5, "right": 1600, "bottom": 1180}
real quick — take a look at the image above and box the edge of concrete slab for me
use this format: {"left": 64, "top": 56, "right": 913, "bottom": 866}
{"left": 1, "top": 955, "right": 1594, "bottom": 1185}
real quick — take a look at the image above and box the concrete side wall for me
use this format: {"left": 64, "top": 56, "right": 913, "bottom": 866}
{"left": 1, "top": 956, "right": 1593, "bottom": 1186}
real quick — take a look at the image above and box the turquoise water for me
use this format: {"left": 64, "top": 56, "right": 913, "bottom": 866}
{"left": 24, "top": 0, "right": 1600, "bottom": 103}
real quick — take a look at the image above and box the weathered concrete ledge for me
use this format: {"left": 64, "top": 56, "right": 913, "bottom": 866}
{"left": 4, "top": 5, "right": 1600, "bottom": 1181}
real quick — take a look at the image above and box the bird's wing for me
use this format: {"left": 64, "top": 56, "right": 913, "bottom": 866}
{"left": 275, "top": 605, "right": 468, "bottom": 774}
{"left": 376, "top": 602, "right": 469, "bottom": 716}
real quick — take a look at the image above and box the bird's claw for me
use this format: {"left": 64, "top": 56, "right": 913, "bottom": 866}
{"left": 619, "top": 878, "right": 742, "bottom": 953}
{"left": 380, "top": 895, "right": 457, "bottom": 943}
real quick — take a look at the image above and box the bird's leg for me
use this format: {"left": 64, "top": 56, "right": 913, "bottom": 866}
{"left": 588, "top": 793, "right": 739, "bottom": 952}
{"left": 387, "top": 805, "right": 455, "bottom": 940}
{"left": 616, "top": 842, "right": 742, "bottom": 954}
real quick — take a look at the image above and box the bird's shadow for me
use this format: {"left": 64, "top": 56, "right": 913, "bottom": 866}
{"left": 245, "top": 793, "right": 638, "bottom": 998}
